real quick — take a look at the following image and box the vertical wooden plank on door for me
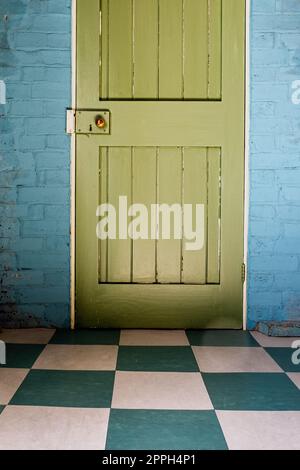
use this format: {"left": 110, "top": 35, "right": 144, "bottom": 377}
{"left": 132, "top": 148, "right": 156, "bottom": 283}
{"left": 107, "top": 148, "right": 132, "bottom": 282}
{"left": 207, "top": 147, "right": 221, "bottom": 283}
{"left": 157, "top": 147, "right": 182, "bottom": 283}
{"left": 159, "top": 0, "right": 183, "bottom": 99}
{"left": 133, "top": 0, "right": 158, "bottom": 99}
{"left": 98, "top": 148, "right": 108, "bottom": 282}
{"left": 183, "top": 0, "right": 208, "bottom": 99}
{"left": 100, "top": 0, "right": 109, "bottom": 99}
{"left": 109, "top": 0, "right": 133, "bottom": 98}
{"left": 208, "top": 0, "right": 222, "bottom": 99}
{"left": 77, "top": 0, "right": 100, "bottom": 107}
{"left": 182, "top": 148, "right": 207, "bottom": 284}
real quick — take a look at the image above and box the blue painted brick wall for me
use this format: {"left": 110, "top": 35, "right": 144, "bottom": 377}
{"left": 248, "top": 0, "right": 300, "bottom": 328}
{"left": 0, "top": 1, "right": 299, "bottom": 329}
{"left": 0, "top": 0, "right": 71, "bottom": 327}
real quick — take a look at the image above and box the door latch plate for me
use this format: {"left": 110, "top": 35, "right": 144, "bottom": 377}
{"left": 75, "top": 110, "right": 110, "bottom": 134}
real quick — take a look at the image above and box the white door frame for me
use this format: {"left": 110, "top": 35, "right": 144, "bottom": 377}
{"left": 70, "top": 0, "right": 251, "bottom": 330}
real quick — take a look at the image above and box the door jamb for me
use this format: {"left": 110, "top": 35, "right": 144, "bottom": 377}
{"left": 70, "top": 0, "right": 251, "bottom": 330}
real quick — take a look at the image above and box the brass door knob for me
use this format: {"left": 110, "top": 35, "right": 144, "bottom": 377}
{"left": 95, "top": 116, "right": 106, "bottom": 129}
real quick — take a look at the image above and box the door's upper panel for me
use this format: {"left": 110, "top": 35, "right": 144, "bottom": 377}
{"left": 99, "top": 0, "right": 222, "bottom": 101}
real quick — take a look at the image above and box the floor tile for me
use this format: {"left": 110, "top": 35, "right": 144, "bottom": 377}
{"left": 117, "top": 346, "right": 199, "bottom": 372}
{"left": 32, "top": 345, "right": 118, "bottom": 371}
{"left": 265, "top": 348, "right": 300, "bottom": 372}
{"left": 0, "top": 368, "right": 29, "bottom": 405}
{"left": 0, "top": 406, "right": 110, "bottom": 450}
{"left": 112, "top": 371, "right": 213, "bottom": 410}
{"left": 0, "top": 406, "right": 4, "bottom": 414}
{"left": 120, "top": 330, "right": 189, "bottom": 346}
{"left": 10, "top": 370, "right": 115, "bottom": 408}
{"left": 50, "top": 329, "right": 120, "bottom": 345}
{"left": 202, "top": 373, "right": 300, "bottom": 410}
{"left": 216, "top": 411, "right": 300, "bottom": 450}
{"left": 0, "top": 344, "right": 45, "bottom": 368}
{"left": 251, "top": 331, "right": 300, "bottom": 347}
{"left": 287, "top": 373, "right": 300, "bottom": 389}
{"left": 186, "top": 330, "right": 258, "bottom": 347}
{"left": 192, "top": 346, "right": 282, "bottom": 372}
{"left": 0, "top": 328, "right": 55, "bottom": 344}
{"left": 106, "top": 410, "right": 227, "bottom": 450}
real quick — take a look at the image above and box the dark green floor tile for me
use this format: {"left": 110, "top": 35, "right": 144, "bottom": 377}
{"left": 0, "top": 344, "right": 45, "bottom": 368}
{"left": 10, "top": 370, "right": 115, "bottom": 408}
{"left": 50, "top": 329, "right": 120, "bottom": 345}
{"left": 186, "top": 330, "right": 259, "bottom": 347}
{"left": 0, "top": 406, "right": 4, "bottom": 414}
{"left": 203, "top": 373, "right": 300, "bottom": 410}
{"left": 117, "top": 346, "right": 199, "bottom": 372}
{"left": 106, "top": 410, "right": 227, "bottom": 450}
{"left": 265, "top": 348, "right": 300, "bottom": 372}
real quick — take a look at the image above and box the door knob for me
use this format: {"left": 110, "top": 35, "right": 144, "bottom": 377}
{"left": 95, "top": 115, "right": 106, "bottom": 129}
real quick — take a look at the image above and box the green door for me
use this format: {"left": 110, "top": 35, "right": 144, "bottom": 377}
{"left": 76, "top": 0, "right": 245, "bottom": 328}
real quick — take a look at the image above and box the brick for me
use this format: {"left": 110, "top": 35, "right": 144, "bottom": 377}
{"left": 2, "top": 270, "right": 44, "bottom": 287}
{"left": 0, "top": 170, "right": 36, "bottom": 187}
{"left": 26, "top": 117, "right": 65, "bottom": 135}
{"left": 47, "top": 33, "right": 71, "bottom": 49}
{"left": 276, "top": 206, "right": 300, "bottom": 221}
{"left": 41, "top": 50, "right": 71, "bottom": 66}
{"left": 39, "top": 169, "right": 69, "bottom": 186}
{"left": 253, "top": 15, "right": 300, "bottom": 32}
{"left": 0, "top": 252, "right": 17, "bottom": 270}
{"left": 282, "top": 0, "right": 300, "bottom": 12}
{"left": 250, "top": 219, "right": 281, "bottom": 238}
{"left": 250, "top": 205, "right": 276, "bottom": 219}
{"left": 47, "top": 134, "right": 70, "bottom": 149}
{"left": 250, "top": 292, "right": 282, "bottom": 308}
{"left": 252, "top": 102, "right": 275, "bottom": 116}
{"left": 14, "top": 32, "right": 48, "bottom": 48}
{"left": 9, "top": 100, "right": 44, "bottom": 116}
{"left": 22, "top": 67, "right": 46, "bottom": 81}
{"left": 252, "top": 32, "right": 275, "bottom": 48}
{"left": 30, "top": 15, "right": 71, "bottom": 33}
{"left": 44, "top": 303, "right": 70, "bottom": 328}
{"left": 284, "top": 223, "right": 300, "bottom": 237}
{"left": 0, "top": 219, "right": 20, "bottom": 238}
{"left": 46, "top": 236, "right": 70, "bottom": 252}
{"left": 18, "top": 252, "right": 69, "bottom": 270}
{"left": 17, "top": 286, "right": 69, "bottom": 304}
{"left": 45, "top": 205, "right": 69, "bottom": 219}
{"left": 32, "top": 81, "right": 70, "bottom": 99}
{"left": 252, "top": 0, "right": 276, "bottom": 13}
{"left": 44, "top": 68, "right": 70, "bottom": 83}
{"left": 10, "top": 238, "right": 44, "bottom": 252}
{"left": 252, "top": 49, "right": 288, "bottom": 66}
{"left": 35, "top": 152, "right": 69, "bottom": 169}
{"left": 18, "top": 187, "right": 69, "bottom": 204}
{"left": 44, "top": 271, "right": 69, "bottom": 287}
{"left": 251, "top": 255, "right": 298, "bottom": 272}
{"left": 18, "top": 135, "right": 46, "bottom": 150}
{"left": 22, "top": 219, "right": 69, "bottom": 236}
{"left": 280, "top": 186, "right": 300, "bottom": 203}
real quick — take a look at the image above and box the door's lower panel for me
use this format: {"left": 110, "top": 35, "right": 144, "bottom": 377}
{"left": 98, "top": 146, "right": 221, "bottom": 285}
{"left": 76, "top": 284, "right": 241, "bottom": 329}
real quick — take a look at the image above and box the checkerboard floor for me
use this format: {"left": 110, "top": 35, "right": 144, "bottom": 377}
{"left": 0, "top": 328, "right": 299, "bottom": 450}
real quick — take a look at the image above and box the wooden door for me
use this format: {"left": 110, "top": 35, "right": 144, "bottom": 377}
{"left": 76, "top": 0, "right": 245, "bottom": 328}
